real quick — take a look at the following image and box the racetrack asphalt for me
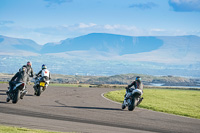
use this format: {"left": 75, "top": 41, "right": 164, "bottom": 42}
{"left": 0, "top": 83, "right": 200, "bottom": 133}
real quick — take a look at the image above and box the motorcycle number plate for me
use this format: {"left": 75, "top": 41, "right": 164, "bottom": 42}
{"left": 40, "top": 82, "right": 45, "bottom": 87}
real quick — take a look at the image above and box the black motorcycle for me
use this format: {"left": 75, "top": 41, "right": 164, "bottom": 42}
{"left": 6, "top": 82, "right": 27, "bottom": 104}
{"left": 122, "top": 88, "right": 143, "bottom": 111}
{"left": 34, "top": 77, "right": 48, "bottom": 96}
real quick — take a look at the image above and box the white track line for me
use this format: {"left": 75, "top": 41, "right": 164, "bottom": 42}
{"left": 101, "top": 92, "right": 121, "bottom": 105}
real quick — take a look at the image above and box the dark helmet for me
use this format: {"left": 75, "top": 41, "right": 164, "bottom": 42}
{"left": 42, "top": 64, "right": 47, "bottom": 69}
{"left": 27, "top": 61, "right": 32, "bottom": 67}
{"left": 19, "top": 65, "right": 26, "bottom": 72}
{"left": 20, "top": 66, "right": 27, "bottom": 73}
{"left": 136, "top": 76, "right": 141, "bottom": 81}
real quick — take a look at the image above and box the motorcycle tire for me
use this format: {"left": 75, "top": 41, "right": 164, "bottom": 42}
{"left": 128, "top": 97, "right": 137, "bottom": 111}
{"left": 12, "top": 89, "right": 20, "bottom": 104}
{"left": 36, "top": 86, "right": 42, "bottom": 96}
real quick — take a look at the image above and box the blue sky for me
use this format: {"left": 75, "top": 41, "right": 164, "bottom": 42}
{"left": 0, "top": 0, "right": 200, "bottom": 45}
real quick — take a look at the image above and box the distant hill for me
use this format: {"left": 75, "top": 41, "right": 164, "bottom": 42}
{"left": 41, "top": 33, "right": 164, "bottom": 55}
{"left": 41, "top": 34, "right": 200, "bottom": 65}
{"left": 0, "top": 33, "right": 200, "bottom": 77}
{"left": 0, "top": 35, "right": 41, "bottom": 55}
{"left": 130, "top": 35, "right": 200, "bottom": 64}
{"left": 1, "top": 33, "right": 200, "bottom": 61}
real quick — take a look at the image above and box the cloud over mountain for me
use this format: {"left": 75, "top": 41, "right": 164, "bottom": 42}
{"left": 169, "top": 0, "right": 200, "bottom": 12}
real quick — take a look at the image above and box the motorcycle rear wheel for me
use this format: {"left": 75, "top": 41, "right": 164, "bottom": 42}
{"left": 128, "top": 97, "right": 137, "bottom": 111}
{"left": 36, "top": 86, "right": 42, "bottom": 96}
{"left": 12, "top": 90, "right": 20, "bottom": 104}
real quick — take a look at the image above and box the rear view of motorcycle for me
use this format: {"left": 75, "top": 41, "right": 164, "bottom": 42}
{"left": 6, "top": 82, "right": 27, "bottom": 104}
{"left": 34, "top": 76, "right": 49, "bottom": 96}
{"left": 122, "top": 88, "right": 143, "bottom": 111}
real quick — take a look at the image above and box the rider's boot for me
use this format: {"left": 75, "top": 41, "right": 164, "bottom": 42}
{"left": 122, "top": 97, "right": 128, "bottom": 109}
{"left": 7, "top": 87, "right": 12, "bottom": 94}
{"left": 6, "top": 97, "right": 10, "bottom": 102}
{"left": 6, "top": 91, "right": 11, "bottom": 102}
{"left": 137, "top": 97, "right": 143, "bottom": 106}
{"left": 6, "top": 90, "right": 9, "bottom": 95}
{"left": 43, "top": 86, "right": 46, "bottom": 91}
{"left": 33, "top": 86, "right": 37, "bottom": 95}
{"left": 124, "top": 99, "right": 128, "bottom": 105}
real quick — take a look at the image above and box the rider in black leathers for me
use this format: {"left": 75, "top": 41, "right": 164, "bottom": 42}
{"left": 7, "top": 67, "right": 29, "bottom": 97}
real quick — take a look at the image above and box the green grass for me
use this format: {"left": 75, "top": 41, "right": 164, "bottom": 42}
{"left": 104, "top": 88, "right": 200, "bottom": 119}
{"left": 0, "top": 81, "right": 8, "bottom": 83}
{"left": 0, "top": 125, "right": 70, "bottom": 133}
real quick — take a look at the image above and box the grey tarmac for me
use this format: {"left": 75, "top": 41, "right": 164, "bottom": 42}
{"left": 0, "top": 84, "right": 199, "bottom": 133}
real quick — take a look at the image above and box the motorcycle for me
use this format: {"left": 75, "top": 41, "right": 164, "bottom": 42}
{"left": 34, "top": 76, "right": 49, "bottom": 96}
{"left": 6, "top": 82, "right": 27, "bottom": 104}
{"left": 122, "top": 88, "right": 143, "bottom": 111}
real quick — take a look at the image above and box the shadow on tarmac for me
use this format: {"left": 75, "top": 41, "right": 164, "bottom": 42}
{"left": 51, "top": 100, "right": 122, "bottom": 111}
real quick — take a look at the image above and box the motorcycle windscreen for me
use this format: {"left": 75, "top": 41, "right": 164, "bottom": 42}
{"left": 39, "top": 82, "right": 45, "bottom": 87}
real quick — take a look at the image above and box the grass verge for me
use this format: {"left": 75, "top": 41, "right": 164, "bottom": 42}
{"left": 0, "top": 125, "right": 69, "bottom": 133}
{"left": 104, "top": 88, "right": 200, "bottom": 119}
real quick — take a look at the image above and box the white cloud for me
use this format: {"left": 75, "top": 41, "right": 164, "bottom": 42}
{"left": 79, "top": 23, "right": 97, "bottom": 28}
{"left": 151, "top": 29, "right": 165, "bottom": 32}
{"left": 104, "top": 24, "right": 122, "bottom": 30}
{"left": 104, "top": 24, "right": 138, "bottom": 31}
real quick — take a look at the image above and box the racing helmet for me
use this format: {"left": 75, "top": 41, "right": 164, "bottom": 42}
{"left": 42, "top": 64, "right": 47, "bottom": 69}
{"left": 136, "top": 76, "right": 141, "bottom": 81}
{"left": 27, "top": 61, "right": 32, "bottom": 67}
{"left": 20, "top": 66, "right": 27, "bottom": 73}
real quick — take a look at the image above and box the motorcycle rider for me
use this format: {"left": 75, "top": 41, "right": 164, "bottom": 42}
{"left": 123, "top": 76, "right": 144, "bottom": 106}
{"left": 34, "top": 64, "right": 51, "bottom": 94}
{"left": 20, "top": 61, "right": 34, "bottom": 84}
{"left": 7, "top": 66, "right": 29, "bottom": 100}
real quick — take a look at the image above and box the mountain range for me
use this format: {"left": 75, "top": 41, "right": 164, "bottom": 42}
{"left": 0, "top": 33, "right": 200, "bottom": 77}
{"left": 41, "top": 33, "right": 163, "bottom": 55}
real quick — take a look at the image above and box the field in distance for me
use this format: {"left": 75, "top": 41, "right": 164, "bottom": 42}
{"left": 1, "top": 73, "right": 200, "bottom": 87}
